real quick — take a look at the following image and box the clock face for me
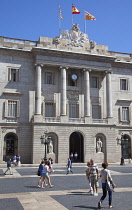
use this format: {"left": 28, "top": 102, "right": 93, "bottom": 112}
{"left": 71, "top": 74, "right": 77, "bottom": 81}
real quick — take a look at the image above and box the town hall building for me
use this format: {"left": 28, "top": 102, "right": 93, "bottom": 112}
{"left": 0, "top": 24, "right": 132, "bottom": 163}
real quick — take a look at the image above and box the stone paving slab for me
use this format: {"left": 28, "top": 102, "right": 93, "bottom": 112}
{"left": 0, "top": 198, "right": 24, "bottom": 210}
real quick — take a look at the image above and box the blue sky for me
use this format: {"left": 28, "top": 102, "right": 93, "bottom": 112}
{"left": 0, "top": 0, "right": 131, "bottom": 53}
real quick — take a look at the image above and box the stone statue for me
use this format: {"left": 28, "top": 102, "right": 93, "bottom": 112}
{"left": 48, "top": 140, "right": 53, "bottom": 154}
{"left": 96, "top": 138, "right": 103, "bottom": 153}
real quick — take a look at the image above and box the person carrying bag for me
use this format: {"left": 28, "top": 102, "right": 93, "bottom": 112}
{"left": 98, "top": 163, "right": 116, "bottom": 209}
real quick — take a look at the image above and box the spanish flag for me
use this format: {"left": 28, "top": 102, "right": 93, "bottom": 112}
{"left": 72, "top": 5, "right": 80, "bottom": 14}
{"left": 85, "top": 11, "right": 96, "bottom": 20}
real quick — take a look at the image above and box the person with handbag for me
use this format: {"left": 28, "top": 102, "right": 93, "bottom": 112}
{"left": 37, "top": 160, "right": 47, "bottom": 188}
{"left": 98, "top": 163, "right": 116, "bottom": 209}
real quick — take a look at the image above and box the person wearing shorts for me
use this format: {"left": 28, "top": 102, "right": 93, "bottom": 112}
{"left": 42, "top": 160, "right": 53, "bottom": 188}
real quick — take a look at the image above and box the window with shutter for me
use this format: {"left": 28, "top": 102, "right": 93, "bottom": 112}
{"left": 69, "top": 104, "right": 78, "bottom": 118}
{"left": 5, "top": 100, "right": 20, "bottom": 118}
{"left": 45, "top": 72, "right": 54, "bottom": 84}
{"left": 91, "top": 76, "right": 99, "bottom": 88}
{"left": 45, "top": 103, "right": 54, "bottom": 117}
{"left": 8, "top": 68, "right": 19, "bottom": 82}
{"left": 120, "top": 79, "right": 128, "bottom": 90}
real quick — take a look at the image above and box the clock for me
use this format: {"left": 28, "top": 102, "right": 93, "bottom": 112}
{"left": 71, "top": 74, "right": 77, "bottom": 81}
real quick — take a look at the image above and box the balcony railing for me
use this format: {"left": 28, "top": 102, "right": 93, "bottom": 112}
{"left": 44, "top": 117, "right": 60, "bottom": 123}
{"left": 92, "top": 119, "right": 108, "bottom": 124}
{"left": 69, "top": 118, "right": 85, "bottom": 123}
{"left": 6, "top": 118, "right": 18, "bottom": 123}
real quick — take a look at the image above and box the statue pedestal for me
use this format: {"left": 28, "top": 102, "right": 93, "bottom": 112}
{"left": 95, "top": 152, "right": 104, "bottom": 163}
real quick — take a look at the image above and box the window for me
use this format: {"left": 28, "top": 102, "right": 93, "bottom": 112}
{"left": 8, "top": 68, "right": 19, "bottom": 82}
{"left": 120, "top": 79, "right": 128, "bottom": 90}
{"left": 92, "top": 105, "right": 101, "bottom": 119}
{"left": 5, "top": 100, "right": 20, "bottom": 118}
{"left": 45, "top": 103, "right": 54, "bottom": 117}
{"left": 69, "top": 104, "right": 78, "bottom": 118}
{"left": 122, "top": 107, "right": 129, "bottom": 121}
{"left": 45, "top": 72, "right": 53, "bottom": 84}
{"left": 91, "top": 77, "right": 99, "bottom": 88}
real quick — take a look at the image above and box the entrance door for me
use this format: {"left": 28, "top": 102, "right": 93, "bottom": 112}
{"left": 122, "top": 135, "right": 131, "bottom": 159}
{"left": 3, "top": 133, "right": 18, "bottom": 161}
{"left": 69, "top": 132, "right": 84, "bottom": 162}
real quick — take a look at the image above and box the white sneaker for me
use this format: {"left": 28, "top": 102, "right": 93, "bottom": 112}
{"left": 94, "top": 193, "right": 98, "bottom": 196}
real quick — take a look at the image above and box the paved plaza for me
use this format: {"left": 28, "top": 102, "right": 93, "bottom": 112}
{"left": 0, "top": 163, "right": 132, "bottom": 209}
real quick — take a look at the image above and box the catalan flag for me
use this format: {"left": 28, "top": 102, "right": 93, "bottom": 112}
{"left": 59, "top": 5, "right": 64, "bottom": 20}
{"left": 85, "top": 11, "right": 96, "bottom": 20}
{"left": 72, "top": 5, "right": 80, "bottom": 14}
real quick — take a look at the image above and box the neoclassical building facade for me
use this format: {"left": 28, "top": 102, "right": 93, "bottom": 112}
{"left": 0, "top": 25, "right": 132, "bottom": 163}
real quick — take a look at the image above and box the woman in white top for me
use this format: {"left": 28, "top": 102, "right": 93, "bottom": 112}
{"left": 98, "top": 163, "right": 116, "bottom": 209}
{"left": 42, "top": 160, "right": 54, "bottom": 188}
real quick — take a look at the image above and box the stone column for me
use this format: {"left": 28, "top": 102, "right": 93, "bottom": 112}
{"left": 60, "top": 66, "right": 67, "bottom": 116}
{"left": 83, "top": 69, "right": 90, "bottom": 117}
{"left": 106, "top": 71, "right": 113, "bottom": 118}
{"left": 35, "top": 64, "right": 42, "bottom": 115}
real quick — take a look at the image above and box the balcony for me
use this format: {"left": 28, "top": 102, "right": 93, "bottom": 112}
{"left": 6, "top": 118, "right": 18, "bottom": 123}
{"left": 69, "top": 118, "right": 85, "bottom": 123}
{"left": 92, "top": 119, "right": 108, "bottom": 124}
{"left": 43, "top": 117, "right": 108, "bottom": 124}
{"left": 44, "top": 117, "right": 61, "bottom": 123}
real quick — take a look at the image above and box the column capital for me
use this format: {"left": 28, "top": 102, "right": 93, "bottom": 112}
{"left": 35, "top": 63, "right": 44, "bottom": 68}
{"left": 105, "top": 69, "right": 112, "bottom": 74}
{"left": 83, "top": 68, "right": 91, "bottom": 72}
{"left": 60, "top": 66, "right": 68, "bottom": 70}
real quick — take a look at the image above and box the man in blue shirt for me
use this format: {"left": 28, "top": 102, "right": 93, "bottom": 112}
{"left": 4, "top": 159, "right": 13, "bottom": 175}
{"left": 66, "top": 158, "right": 73, "bottom": 175}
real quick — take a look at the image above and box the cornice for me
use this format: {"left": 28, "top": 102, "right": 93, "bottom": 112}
{"left": 32, "top": 47, "right": 116, "bottom": 62}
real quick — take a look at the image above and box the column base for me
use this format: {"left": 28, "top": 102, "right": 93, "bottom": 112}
{"left": 107, "top": 117, "right": 114, "bottom": 124}
{"left": 60, "top": 115, "right": 68, "bottom": 123}
{"left": 33, "top": 115, "right": 43, "bottom": 122}
{"left": 85, "top": 116, "right": 92, "bottom": 124}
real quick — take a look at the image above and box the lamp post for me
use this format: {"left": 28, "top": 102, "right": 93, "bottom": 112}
{"left": 116, "top": 133, "right": 128, "bottom": 165}
{"left": 40, "top": 131, "right": 51, "bottom": 161}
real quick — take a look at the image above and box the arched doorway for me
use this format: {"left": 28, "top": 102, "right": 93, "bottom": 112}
{"left": 69, "top": 132, "right": 84, "bottom": 162}
{"left": 122, "top": 134, "right": 131, "bottom": 159}
{"left": 3, "top": 133, "right": 18, "bottom": 161}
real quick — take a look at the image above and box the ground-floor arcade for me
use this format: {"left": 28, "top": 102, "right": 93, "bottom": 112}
{"left": 0, "top": 124, "right": 132, "bottom": 164}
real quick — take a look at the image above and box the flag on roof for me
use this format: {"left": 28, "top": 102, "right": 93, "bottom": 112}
{"left": 85, "top": 11, "right": 96, "bottom": 20}
{"left": 72, "top": 5, "right": 80, "bottom": 14}
{"left": 59, "top": 5, "right": 64, "bottom": 20}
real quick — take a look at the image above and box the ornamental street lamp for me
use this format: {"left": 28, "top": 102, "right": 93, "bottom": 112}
{"left": 40, "top": 131, "right": 51, "bottom": 161}
{"left": 116, "top": 133, "right": 128, "bottom": 165}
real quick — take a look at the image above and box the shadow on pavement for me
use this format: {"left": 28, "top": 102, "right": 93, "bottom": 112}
{"left": 74, "top": 205, "right": 98, "bottom": 209}
{"left": 68, "top": 191, "right": 91, "bottom": 196}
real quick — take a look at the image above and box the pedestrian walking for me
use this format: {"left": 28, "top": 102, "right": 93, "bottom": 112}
{"left": 13, "top": 155, "right": 17, "bottom": 166}
{"left": 48, "top": 157, "right": 54, "bottom": 173}
{"left": 66, "top": 158, "right": 73, "bottom": 174}
{"left": 16, "top": 154, "right": 21, "bottom": 166}
{"left": 85, "top": 162, "right": 93, "bottom": 193}
{"left": 89, "top": 159, "right": 99, "bottom": 196}
{"left": 42, "top": 160, "right": 54, "bottom": 188}
{"left": 37, "top": 160, "right": 47, "bottom": 188}
{"left": 70, "top": 152, "right": 73, "bottom": 162}
{"left": 4, "top": 159, "right": 13, "bottom": 175}
{"left": 98, "top": 162, "right": 116, "bottom": 209}
{"left": 74, "top": 152, "right": 78, "bottom": 162}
